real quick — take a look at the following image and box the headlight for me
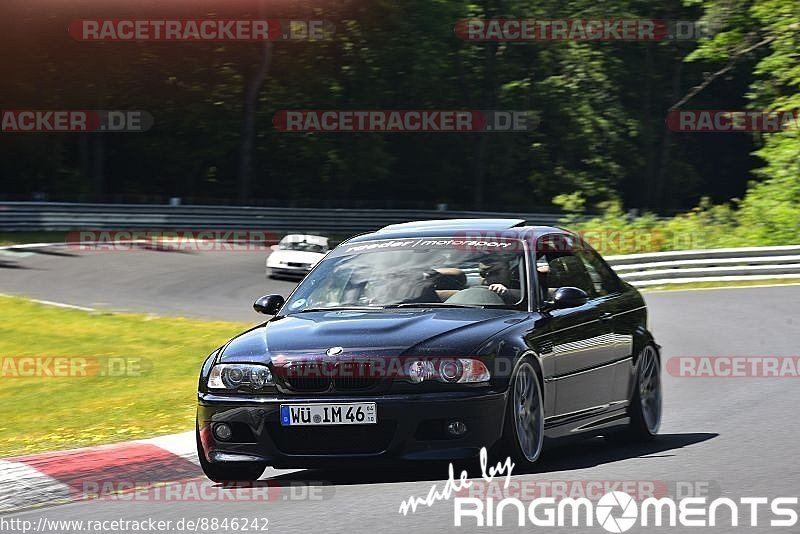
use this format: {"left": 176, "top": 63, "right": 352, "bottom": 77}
{"left": 406, "top": 360, "right": 436, "bottom": 383}
{"left": 403, "top": 358, "right": 490, "bottom": 384}
{"left": 208, "top": 364, "right": 274, "bottom": 390}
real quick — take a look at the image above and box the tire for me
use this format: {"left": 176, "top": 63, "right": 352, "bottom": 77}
{"left": 196, "top": 426, "right": 268, "bottom": 482}
{"left": 500, "top": 358, "right": 545, "bottom": 468}
{"left": 624, "top": 344, "right": 662, "bottom": 440}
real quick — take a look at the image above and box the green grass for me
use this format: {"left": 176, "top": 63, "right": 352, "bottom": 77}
{"left": 0, "top": 232, "right": 69, "bottom": 246}
{"left": 0, "top": 296, "right": 249, "bottom": 458}
{"left": 640, "top": 278, "right": 800, "bottom": 292}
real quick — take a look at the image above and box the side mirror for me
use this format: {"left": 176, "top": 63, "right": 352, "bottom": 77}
{"left": 253, "top": 294, "right": 285, "bottom": 315}
{"left": 544, "top": 287, "right": 589, "bottom": 311}
{"left": 270, "top": 244, "right": 280, "bottom": 251}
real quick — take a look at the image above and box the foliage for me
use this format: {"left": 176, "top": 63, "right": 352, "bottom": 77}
{"left": 0, "top": 0, "right": 796, "bottom": 215}
{"left": 0, "top": 296, "right": 248, "bottom": 457}
{"left": 569, "top": 0, "right": 799, "bottom": 254}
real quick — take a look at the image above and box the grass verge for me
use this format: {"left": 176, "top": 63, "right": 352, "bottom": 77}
{"left": 0, "top": 232, "right": 69, "bottom": 247}
{"left": 0, "top": 295, "right": 249, "bottom": 458}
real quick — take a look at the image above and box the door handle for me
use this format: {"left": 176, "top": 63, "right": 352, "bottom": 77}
{"left": 599, "top": 312, "right": 614, "bottom": 322}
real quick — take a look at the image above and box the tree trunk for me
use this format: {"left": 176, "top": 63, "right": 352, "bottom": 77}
{"left": 653, "top": 52, "right": 685, "bottom": 211}
{"left": 474, "top": 41, "right": 498, "bottom": 209}
{"left": 92, "top": 134, "right": 105, "bottom": 199}
{"left": 238, "top": 40, "right": 273, "bottom": 202}
{"left": 79, "top": 134, "right": 90, "bottom": 183}
{"left": 642, "top": 44, "right": 656, "bottom": 209}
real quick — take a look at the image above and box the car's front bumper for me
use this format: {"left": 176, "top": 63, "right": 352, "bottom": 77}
{"left": 267, "top": 266, "right": 312, "bottom": 277}
{"left": 197, "top": 390, "right": 507, "bottom": 468}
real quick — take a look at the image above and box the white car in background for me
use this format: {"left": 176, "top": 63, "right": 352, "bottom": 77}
{"left": 266, "top": 234, "right": 329, "bottom": 279}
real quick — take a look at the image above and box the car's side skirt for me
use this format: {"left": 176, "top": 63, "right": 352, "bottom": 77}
{"left": 543, "top": 402, "right": 629, "bottom": 438}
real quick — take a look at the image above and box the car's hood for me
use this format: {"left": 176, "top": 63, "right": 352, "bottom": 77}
{"left": 218, "top": 308, "right": 527, "bottom": 364}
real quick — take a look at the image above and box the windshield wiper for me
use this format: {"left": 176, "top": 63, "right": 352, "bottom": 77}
{"left": 294, "top": 306, "right": 385, "bottom": 313}
{"left": 383, "top": 303, "right": 485, "bottom": 309}
{"left": 294, "top": 303, "right": 490, "bottom": 312}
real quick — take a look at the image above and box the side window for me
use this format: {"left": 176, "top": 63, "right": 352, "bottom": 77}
{"left": 535, "top": 234, "right": 597, "bottom": 299}
{"left": 573, "top": 241, "right": 620, "bottom": 297}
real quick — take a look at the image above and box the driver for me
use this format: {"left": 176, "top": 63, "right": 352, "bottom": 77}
{"left": 478, "top": 259, "right": 523, "bottom": 305}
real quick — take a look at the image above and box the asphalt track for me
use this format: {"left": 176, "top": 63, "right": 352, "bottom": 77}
{"left": 2, "top": 247, "right": 800, "bottom": 533}
{"left": 0, "top": 246, "right": 296, "bottom": 322}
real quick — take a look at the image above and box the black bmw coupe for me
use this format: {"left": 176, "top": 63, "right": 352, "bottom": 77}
{"left": 197, "top": 219, "right": 662, "bottom": 481}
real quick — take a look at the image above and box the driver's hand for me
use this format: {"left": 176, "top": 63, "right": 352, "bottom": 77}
{"left": 487, "top": 283, "right": 508, "bottom": 295}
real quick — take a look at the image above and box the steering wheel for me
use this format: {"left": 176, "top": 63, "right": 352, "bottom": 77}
{"left": 444, "top": 286, "right": 506, "bottom": 305}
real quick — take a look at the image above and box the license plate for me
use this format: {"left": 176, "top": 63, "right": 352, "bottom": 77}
{"left": 280, "top": 402, "right": 377, "bottom": 426}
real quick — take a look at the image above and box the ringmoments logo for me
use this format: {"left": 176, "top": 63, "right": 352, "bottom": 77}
{"left": 596, "top": 491, "right": 638, "bottom": 532}
{"left": 450, "top": 492, "right": 800, "bottom": 529}
{"left": 398, "top": 451, "right": 799, "bottom": 530}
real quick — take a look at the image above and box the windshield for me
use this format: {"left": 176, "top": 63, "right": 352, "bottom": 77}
{"left": 279, "top": 241, "right": 327, "bottom": 253}
{"left": 283, "top": 238, "right": 528, "bottom": 311}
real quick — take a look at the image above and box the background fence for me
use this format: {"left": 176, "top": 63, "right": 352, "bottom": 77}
{"left": 2, "top": 202, "right": 798, "bottom": 287}
{"left": 0, "top": 202, "right": 562, "bottom": 235}
{"left": 606, "top": 246, "right": 800, "bottom": 287}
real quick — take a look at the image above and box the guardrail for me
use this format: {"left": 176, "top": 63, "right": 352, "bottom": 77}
{"left": 3, "top": 203, "right": 798, "bottom": 287}
{"left": 0, "top": 202, "right": 563, "bottom": 234}
{"left": 606, "top": 245, "right": 800, "bottom": 287}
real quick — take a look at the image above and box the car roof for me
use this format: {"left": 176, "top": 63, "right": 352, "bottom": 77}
{"left": 344, "top": 219, "right": 571, "bottom": 243}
